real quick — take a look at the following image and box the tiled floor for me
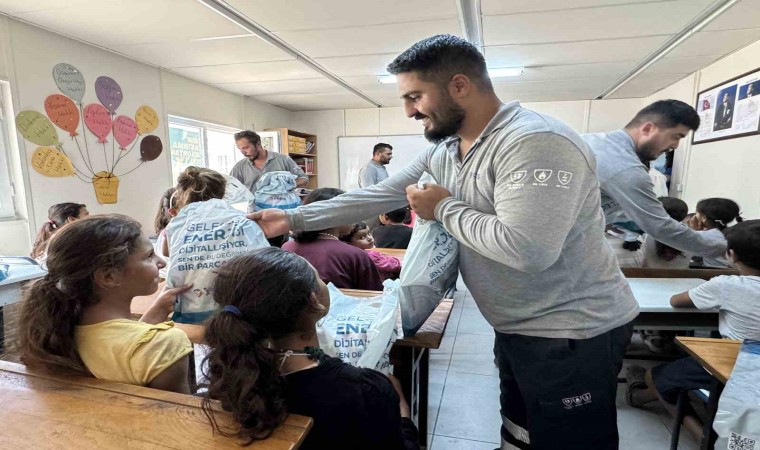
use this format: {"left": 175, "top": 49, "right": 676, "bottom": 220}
{"left": 426, "top": 282, "right": 701, "bottom": 450}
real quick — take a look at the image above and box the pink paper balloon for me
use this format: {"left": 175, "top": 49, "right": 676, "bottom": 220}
{"left": 113, "top": 115, "right": 138, "bottom": 150}
{"left": 84, "top": 103, "right": 112, "bottom": 143}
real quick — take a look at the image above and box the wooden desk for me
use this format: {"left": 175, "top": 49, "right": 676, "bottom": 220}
{"left": 0, "top": 360, "right": 311, "bottom": 449}
{"left": 627, "top": 278, "right": 718, "bottom": 331}
{"left": 132, "top": 284, "right": 452, "bottom": 450}
{"left": 622, "top": 267, "right": 738, "bottom": 280}
{"left": 676, "top": 337, "right": 740, "bottom": 450}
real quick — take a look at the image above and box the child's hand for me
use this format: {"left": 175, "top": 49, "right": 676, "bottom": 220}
{"left": 687, "top": 215, "right": 704, "bottom": 231}
{"left": 142, "top": 284, "right": 192, "bottom": 324}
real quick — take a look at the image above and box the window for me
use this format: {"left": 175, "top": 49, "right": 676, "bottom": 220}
{"left": 167, "top": 115, "right": 241, "bottom": 182}
{"left": 0, "top": 81, "right": 18, "bottom": 219}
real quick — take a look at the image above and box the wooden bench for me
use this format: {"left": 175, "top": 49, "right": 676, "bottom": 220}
{"left": 0, "top": 360, "right": 311, "bottom": 449}
{"left": 622, "top": 267, "right": 738, "bottom": 280}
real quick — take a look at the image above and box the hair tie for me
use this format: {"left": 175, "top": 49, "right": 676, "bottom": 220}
{"left": 47, "top": 219, "right": 57, "bottom": 229}
{"left": 222, "top": 305, "right": 242, "bottom": 317}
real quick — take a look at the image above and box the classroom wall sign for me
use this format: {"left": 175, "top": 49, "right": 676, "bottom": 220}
{"left": 693, "top": 66, "right": 760, "bottom": 145}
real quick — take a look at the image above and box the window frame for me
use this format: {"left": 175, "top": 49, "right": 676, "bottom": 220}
{"left": 167, "top": 115, "right": 241, "bottom": 181}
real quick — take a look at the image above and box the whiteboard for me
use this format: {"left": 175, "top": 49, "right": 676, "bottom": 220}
{"left": 338, "top": 134, "right": 433, "bottom": 191}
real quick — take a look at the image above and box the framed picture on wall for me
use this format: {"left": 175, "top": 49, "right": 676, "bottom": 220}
{"left": 693, "top": 67, "right": 760, "bottom": 144}
{"left": 258, "top": 130, "right": 281, "bottom": 153}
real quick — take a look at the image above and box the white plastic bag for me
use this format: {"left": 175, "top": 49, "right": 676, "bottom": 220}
{"left": 714, "top": 340, "right": 760, "bottom": 450}
{"left": 223, "top": 174, "right": 254, "bottom": 205}
{"left": 165, "top": 199, "right": 270, "bottom": 323}
{"left": 253, "top": 171, "right": 301, "bottom": 211}
{"left": 317, "top": 280, "right": 399, "bottom": 374}
{"left": 398, "top": 174, "right": 459, "bottom": 336}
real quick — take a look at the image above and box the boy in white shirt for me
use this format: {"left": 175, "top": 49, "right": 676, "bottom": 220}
{"left": 627, "top": 220, "right": 760, "bottom": 411}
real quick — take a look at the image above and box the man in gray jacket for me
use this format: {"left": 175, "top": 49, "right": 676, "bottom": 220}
{"left": 583, "top": 100, "right": 726, "bottom": 259}
{"left": 250, "top": 35, "right": 637, "bottom": 449}
{"left": 358, "top": 143, "right": 393, "bottom": 188}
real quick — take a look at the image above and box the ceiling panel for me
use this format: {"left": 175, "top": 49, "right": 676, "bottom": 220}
{"left": 171, "top": 60, "right": 323, "bottom": 84}
{"left": 481, "top": 0, "right": 671, "bottom": 16}
{"left": 13, "top": 0, "right": 248, "bottom": 46}
{"left": 482, "top": 0, "right": 713, "bottom": 45}
{"left": 274, "top": 19, "right": 462, "bottom": 59}
{"left": 0, "top": 0, "right": 96, "bottom": 15}
{"left": 484, "top": 36, "right": 668, "bottom": 68}
{"left": 253, "top": 92, "right": 375, "bottom": 111}
{"left": 227, "top": 0, "right": 458, "bottom": 32}
{"left": 500, "top": 61, "right": 636, "bottom": 82}
{"left": 704, "top": 0, "right": 760, "bottom": 32}
{"left": 668, "top": 28, "right": 760, "bottom": 58}
{"left": 314, "top": 53, "right": 399, "bottom": 77}
{"left": 645, "top": 54, "right": 722, "bottom": 75}
{"left": 217, "top": 78, "right": 343, "bottom": 96}
{"left": 493, "top": 77, "right": 620, "bottom": 95}
{"left": 606, "top": 73, "right": 688, "bottom": 98}
{"left": 111, "top": 36, "right": 293, "bottom": 68}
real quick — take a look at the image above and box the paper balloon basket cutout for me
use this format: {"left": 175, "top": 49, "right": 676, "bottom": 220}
{"left": 14, "top": 63, "right": 163, "bottom": 205}
{"left": 92, "top": 172, "right": 119, "bottom": 204}
{"left": 31, "top": 147, "right": 75, "bottom": 177}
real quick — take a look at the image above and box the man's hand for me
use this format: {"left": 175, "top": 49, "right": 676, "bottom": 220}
{"left": 406, "top": 183, "right": 452, "bottom": 220}
{"left": 247, "top": 209, "right": 292, "bottom": 237}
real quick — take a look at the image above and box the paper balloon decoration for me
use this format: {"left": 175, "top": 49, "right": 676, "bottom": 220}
{"left": 84, "top": 103, "right": 112, "bottom": 143}
{"left": 44, "top": 94, "right": 79, "bottom": 137}
{"left": 140, "top": 135, "right": 162, "bottom": 161}
{"left": 113, "top": 115, "right": 138, "bottom": 150}
{"left": 92, "top": 171, "right": 119, "bottom": 204}
{"left": 15, "top": 111, "right": 60, "bottom": 147}
{"left": 31, "top": 147, "right": 75, "bottom": 177}
{"left": 95, "top": 76, "right": 123, "bottom": 114}
{"left": 135, "top": 105, "right": 158, "bottom": 134}
{"left": 52, "top": 63, "right": 85, "bottom": 104}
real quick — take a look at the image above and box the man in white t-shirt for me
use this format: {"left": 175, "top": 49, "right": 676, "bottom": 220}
{"left": 626, "top": 220, "right": 760, "bottom": 416}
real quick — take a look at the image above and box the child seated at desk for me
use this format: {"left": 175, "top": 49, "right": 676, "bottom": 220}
{"left": 282, "top": 188, "right": 383, "bottom": 291}
{"left": 31, "top": 202, "right": 89, "bottom": 267}
{"left": 642, "top": 197, "right": 691, "bottom": 269}
{"left": 153, "top": 187, "right": 177, "bottom": 278}
{"left": 627, "top": 220, "right": 760, "bottom": 415}
{"left": 202, "top": 248, "right": 418, "bottom": 449}
{"left": 372, "top": 207, "right": 413, "bottom": 249}
{"left": 340, "top": 222, "right": 401, "bottom": 279}
{"left": 689, "top": 197, "right": 742, "bottom": 268}
{"left": 15, "top": 215, "right": 193, "bottom": 393}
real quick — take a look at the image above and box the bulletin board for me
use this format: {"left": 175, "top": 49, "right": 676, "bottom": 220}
{"left": 337, "top": 134, "right": 432, "bottom": 191}
{"left": 693, "top": 66, "right": 760, "bottom": 144}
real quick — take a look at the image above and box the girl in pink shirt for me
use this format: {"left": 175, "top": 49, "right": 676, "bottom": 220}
{"left": 341, "top": 222, "right": 401, "bottom": 280}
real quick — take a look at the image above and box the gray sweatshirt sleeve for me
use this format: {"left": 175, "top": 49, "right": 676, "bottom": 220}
{"left": 434, "top": 132, "right": 595, "bottom": 274}
{"left": 603, "top": 168, "right": 726, "bottom": 256}
{"left": 287, "top": 152, "right": 429, "bottom": 230}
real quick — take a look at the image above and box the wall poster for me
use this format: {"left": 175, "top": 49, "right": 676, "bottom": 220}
{"left": 693, "top": 67, "right": 760, "bottom": 144}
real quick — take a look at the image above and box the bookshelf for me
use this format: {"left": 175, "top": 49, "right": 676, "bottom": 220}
{"left": 266, "top": 128, "right": 318, "bottom": 190}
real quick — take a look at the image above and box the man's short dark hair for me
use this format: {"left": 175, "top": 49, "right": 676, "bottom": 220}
{"left": 725, "top": 220, "right": 760, "bottom": 270}
{"left": 373, "top": 143, "right": 392, "bottom": 155}
{"left": 387, "top": 34, "right": 492, "bottom": 91}
{"left": 626, "top": 100, "right": 700, "bottom": 131}
{"left": 234, "top": 130, "right": 261, "bottom": 145}
{"left": 383, "top": 207, "right": 409, "bottom": 224}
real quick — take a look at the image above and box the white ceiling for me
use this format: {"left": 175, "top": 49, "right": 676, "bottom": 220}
{"left": 1, "top": 0, "right": 759, "bottom": 111}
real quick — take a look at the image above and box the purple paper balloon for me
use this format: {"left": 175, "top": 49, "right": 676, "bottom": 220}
{"left": 95, "top": 76, "right": 123, "bottom": 114}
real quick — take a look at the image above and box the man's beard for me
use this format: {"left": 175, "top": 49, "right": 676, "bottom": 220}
{"left": 416, "top": 94, "right": 466, "bottom": 144}
{"left": 636, "top": 141, "right": 665, "bottom": 165}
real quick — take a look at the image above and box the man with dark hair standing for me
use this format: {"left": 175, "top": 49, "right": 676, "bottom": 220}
{"left": 250, "top": 34, "right": 638, "bottom": 449}
{"left": 230, "top": 130, "right": 309, "bottom": 196}
{"left": 584, "top": 101, "right": 726, "bottom": 258}
{"left": 358, "top": 143, "right": 393, "bottom": 188}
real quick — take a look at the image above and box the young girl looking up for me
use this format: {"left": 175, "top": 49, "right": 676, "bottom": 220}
{"left": 690, "top": 198, "right": 743, "bottom": 268}
{"left": 16, "top": 215, "right": 193, "bottom": 393}
{"left": 31, "top": 202, "right": 89, "bottom": 264}
{"left": 202, "top": 248, "right": 418, "bottom": 449}
{"left": 340, "top": 222, "right": 401, "bottom": 279}
{"left": 164, "top": 166, "right": 269, "bottom": 323}
{"left": 642, "top": 197, "right": 690, "bottom": 269}
{"left": 282, "top": 188, "right": 383, "bottom": 291}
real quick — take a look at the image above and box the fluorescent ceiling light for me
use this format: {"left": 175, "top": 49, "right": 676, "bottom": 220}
{"left": 489, "top": 67, "right": 524, "bottom": 78}
{"left": 377, "top": 67, "right": 523, "bottom": 84}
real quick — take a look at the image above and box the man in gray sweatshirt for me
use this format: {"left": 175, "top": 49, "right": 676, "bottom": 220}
{"left": 250, "top": 35, "right": 637, "bottom": 449}
{"left": 583, "top": 100, "right": 727, "bottom": 259}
